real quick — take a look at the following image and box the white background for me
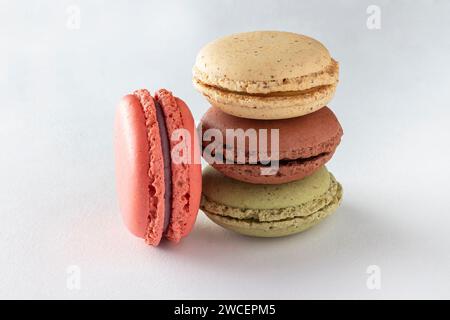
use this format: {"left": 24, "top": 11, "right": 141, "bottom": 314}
{"left": 1, "top": 0, "right": 450, "bottom": 299}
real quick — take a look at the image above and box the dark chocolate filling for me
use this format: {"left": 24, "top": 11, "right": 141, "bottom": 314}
{"left": 154, "top": 100, "right": 172, "bottom": 233}
{"left": 203, "top": 147, "right": 329, "bottom": 166}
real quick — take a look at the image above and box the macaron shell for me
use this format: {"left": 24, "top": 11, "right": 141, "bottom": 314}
{"left": 194, "top": 80, "right": 336, "bottom": 119}
{"left": 202, "top": 166, "right": 331, "bottom": 209}
{"left": 175, "top": 97, "right": 202, "bottom": 236}
{"left": 203, "top": 187, "right": 342, "bottom": 237}
{"left": 114, "top": 94, "right": 165, "bottom": 243}
{"left": 133, "top": 89, "right": 167, "bottom": 245}
{"left": 193, "top": 31, "right": 337, "bottom": 94}
{"left": 210, "top": 150, "right": 334, "bottom": 184}
{"left": 155, "top": 90, "right": 201, "bottom": 243}
{"left": 200, "top": 106, "right": 343, "bottom": 161}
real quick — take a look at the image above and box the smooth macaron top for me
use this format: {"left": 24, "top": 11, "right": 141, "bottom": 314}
{"left": 199, "top": 106, "right": 343, "bottom": 161}
{"left": 202, "top": 166, "right": 331, "bottom": 210}
{"left": 115, "top": 94, "right": 158, "bottom": 239}
{"left": 193, "top": 31, "right": 338, "bottom": 94}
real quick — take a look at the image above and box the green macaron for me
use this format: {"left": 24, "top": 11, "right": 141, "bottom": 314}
{"left": 201, "top": 166, "right": 343, "bottom": 237}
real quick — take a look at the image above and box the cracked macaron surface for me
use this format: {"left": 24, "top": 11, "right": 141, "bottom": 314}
{"left": 193, "top": 31, "right": 339, "bottom": 119}
{"left": 114, "top": 89, "right": 201, "bottom": 246}
{"left": 199, "top": 106, "right": 343, "bottom": 184}
{"left": 201, "top": 166, "right": 342, "bottom": 237}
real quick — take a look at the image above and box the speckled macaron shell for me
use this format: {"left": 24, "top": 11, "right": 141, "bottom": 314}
{"left": 203, "top": 165, "right": 330, "bottom": 209}
{"left": 201, "top": 166, "right": 343, "bottom": 237}
{"left": 194, "top": 31, "right": 337, "bottom": 94}
{"left": 193, "top": 31, "right": 339, "bottom": 119}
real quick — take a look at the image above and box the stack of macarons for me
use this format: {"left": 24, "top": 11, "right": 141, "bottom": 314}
{"left": 194, "top": 31, "right": 343, "bottom": 237}
{"left": 114, "top": 31, "right": 344, "bottom": 246}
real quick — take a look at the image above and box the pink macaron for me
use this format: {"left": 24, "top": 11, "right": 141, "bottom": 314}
{"left": 115, "top": 89, "right": 202, "bottom": 246}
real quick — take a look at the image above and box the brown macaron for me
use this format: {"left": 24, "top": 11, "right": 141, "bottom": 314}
{"left": 199, "top": 106, "right": 343, "bottom": 184}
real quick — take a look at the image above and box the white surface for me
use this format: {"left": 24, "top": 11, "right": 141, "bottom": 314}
{"left": 1, "top": 0, "right": 450, "bottom": 299}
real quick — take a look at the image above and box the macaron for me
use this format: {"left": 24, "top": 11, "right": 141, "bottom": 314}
{"left": 201, "top": 166, "right": 342, "bottom": 237}
{"left": 193, "top": 31, "right": 339, "bottom": 120}
{"left": 114, "top": 89, "right": 201, "bottom": 246}
{"left": 199, "top": 106, "right": 343, "bottom": 184}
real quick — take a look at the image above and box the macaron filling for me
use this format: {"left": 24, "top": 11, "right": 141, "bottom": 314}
{"left": 154, "top": 99, "right": 173, "bottom": 232}
{"left": 195, "top": 80, "right": 334, "bottom": 98}
{"left": 201, "top": 141, "right": 338, "bottom": 182}
{"left": 206, "top": 149, "right": 330, "bottom": 166}
{"left": 155, "top": 89, "right": 192, "bottom": 243}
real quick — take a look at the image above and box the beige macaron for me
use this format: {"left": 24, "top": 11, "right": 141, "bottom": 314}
{"left": 193, "top": 31, "right": 339, "bottom": 119}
